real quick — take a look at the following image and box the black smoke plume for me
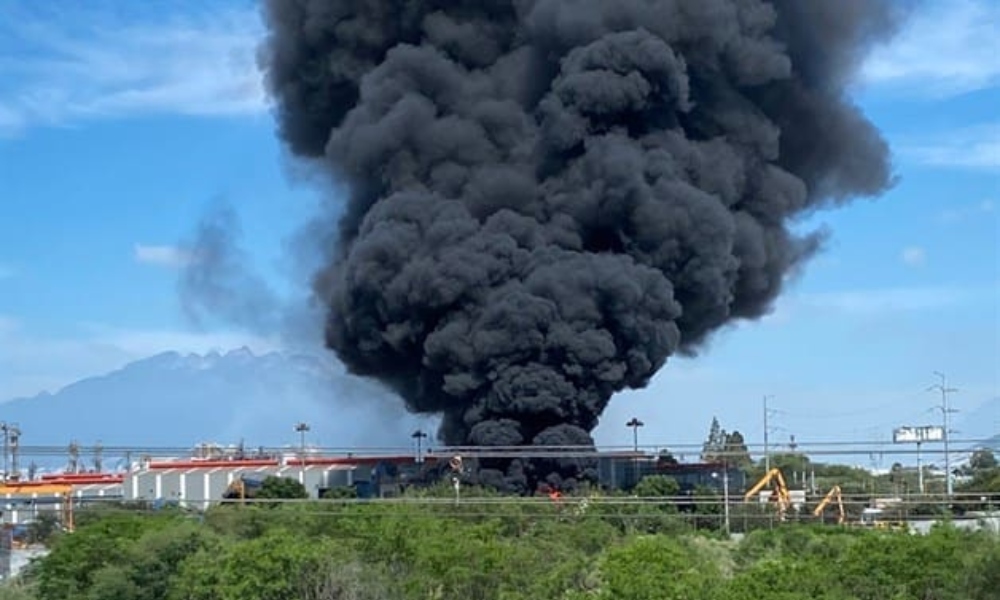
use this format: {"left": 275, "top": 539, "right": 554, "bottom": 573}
{"left": 259, "top": 0, "right": 899, "bottom": 492}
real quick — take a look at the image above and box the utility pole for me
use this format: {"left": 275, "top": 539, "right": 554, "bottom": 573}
{"left": 916, "top": 441, "right": 924, "bottom": 494}
{"left": 928, "top": 372, "right": 958, "bottom": 498}
{"left": 8, "top": 425, "right": 20, "bottom": 481}
{"left": 68, "top": 440, "right": 80, "bottom": 474}
{"left": 93, "top": 440, "right": 103, "bottom": 473}
{"left": 722, "top": 467, "right": 730, "bottom": 536}
{"left": 763, "top": 395, "right": 776, "bottom": 472}
{"left": 1, "top": 422, "right": 9, "bottom": 481}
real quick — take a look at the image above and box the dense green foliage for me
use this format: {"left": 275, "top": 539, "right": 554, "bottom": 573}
{"left": 10, "top": 483, "right": 999, "bottom": 600}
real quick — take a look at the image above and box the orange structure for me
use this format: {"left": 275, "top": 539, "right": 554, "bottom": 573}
{"left": 0, "top": 482, "right": 75, "bottom": 532}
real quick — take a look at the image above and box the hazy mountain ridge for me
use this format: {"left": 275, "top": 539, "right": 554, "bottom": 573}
{"left": 1, "top": 348, "right": 995, "bottom": 465}
{"left": 0, "top": 347, "right": 435, "bottom": 452}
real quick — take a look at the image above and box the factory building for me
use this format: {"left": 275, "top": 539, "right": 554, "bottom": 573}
{"left": 597, "top": 453, "right": 745, "bottom": 493}
{"left": 125, "top": 457, "right": 352, "bottom": 508}
{"left": 2, "top": 449, "right": 749, "bottom": 527}
{"left": 0, "top": 474, "right": 125, "bottom": 527}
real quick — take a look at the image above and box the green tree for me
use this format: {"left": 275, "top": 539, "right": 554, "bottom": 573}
{"left": 257, "top": 475, "right": 309, "bottom": 499}
{"left": 657, "top": 449, "right": 679, "bottom": 466}
{"left": 85, "top": 522, "right": 219, "bottom": 600}
{"left": 596, "top": 535, "right": 721, "bottom": 600}
{"left": 970, "top": 448, "right": 998, "bottom": 471}
{"left": 701, "top": 417, "right": 727, "bottom": 462}
{"left": 26, "top": 513, "right": 60, "bottom": 545}
{"left": 33, "top": 512, "right": 179, "bottom": 600}
{"left": 634, "top": 475, "right": 680, "bottom": 499}
{"left": 170, "top": 533, "right": 338, "bottom": 600}
{"left": 723, "top": 431, "right": 753, "bottom": 468}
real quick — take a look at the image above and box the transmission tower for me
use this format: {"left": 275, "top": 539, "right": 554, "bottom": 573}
{"left": 928, "top": 372, "right": 958, "bottom": 498}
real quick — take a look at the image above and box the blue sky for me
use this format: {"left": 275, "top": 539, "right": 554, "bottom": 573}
{"left": 0, "top": 0, "right": 997, "bottom": 453}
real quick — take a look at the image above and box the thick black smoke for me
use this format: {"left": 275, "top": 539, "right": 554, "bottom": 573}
{"left": 259, "top": 0, "right": 898, "bottom": 492}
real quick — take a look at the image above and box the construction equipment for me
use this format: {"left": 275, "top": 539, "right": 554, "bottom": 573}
{"left": 812, "top": 485, "right": 845, "bottom": 524}
{"left": 857, "top": 507, "right": 908, "bottom": 531}
{"left": 744, "top": 468, "right": 792, "bottom": 520}
{"left": 222, "top": 476, "right": 264, "bottom": 503}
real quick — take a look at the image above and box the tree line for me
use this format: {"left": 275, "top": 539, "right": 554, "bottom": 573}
{"left": 3, "top": 481, "right": 998, "bottom": 600}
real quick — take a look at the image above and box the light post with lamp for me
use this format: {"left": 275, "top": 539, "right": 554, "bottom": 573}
{"left": 626, "top": 418, "right": 645, "bottom": 487}
{"left": 294, "top": 422, "right": 310, "bottom": 486}
{"left": 626, "top": 418, "right": 644, "bottom": 452}
{"left": 412, "top": 429, "right": 428, "bottom": 463}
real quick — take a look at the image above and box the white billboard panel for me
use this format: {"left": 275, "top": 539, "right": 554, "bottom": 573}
{"left": 893, "top": 426, "right": 944, "bottom": 444}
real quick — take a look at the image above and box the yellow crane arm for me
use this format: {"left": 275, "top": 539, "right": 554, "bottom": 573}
{"left": 744, "top": 468, "right": 783, "bottom": 501}
{"left": 812, "top": 485, "right": 845, "bottom": 524}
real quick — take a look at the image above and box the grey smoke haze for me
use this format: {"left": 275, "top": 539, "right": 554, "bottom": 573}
{"left": 258, "top": 0, "right": 900, "bottom": 491}
{"left": 179, "top": 199, "right": 325, "bottom": 350}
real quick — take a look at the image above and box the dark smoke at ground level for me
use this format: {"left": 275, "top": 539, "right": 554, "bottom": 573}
{"left": 257, "top": 0, "right": 901, "bottom": 493}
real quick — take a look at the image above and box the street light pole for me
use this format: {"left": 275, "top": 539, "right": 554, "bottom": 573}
{"left": 928, "top": 372, "right": 958, "bottom": 498}
{"left": 626, "top": 418, "right": 645, "bottom": 488}
{"left": 412, "top": 429, "right": 428, "bottom": 463}
{"left": 294, "top": 422, "right": 310, "bottom": 487}
{"left": 626, "top": 418, "right": 644, "bottom": 452}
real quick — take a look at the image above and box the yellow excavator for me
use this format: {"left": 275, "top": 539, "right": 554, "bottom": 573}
{"left": 744, "top": 468, "right": 792, "bottom": 521}
{"left": 812, "top": 485, "right": 845, "bottom": 525}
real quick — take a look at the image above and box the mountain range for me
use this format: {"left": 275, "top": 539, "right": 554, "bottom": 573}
{"left": 0, "top": 348, "right": 436, "bottom": 467}
{"left": 1, "top": 347, "right": 996, "bottom": 471}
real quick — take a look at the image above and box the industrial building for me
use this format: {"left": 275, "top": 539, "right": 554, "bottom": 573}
{"left": 1, "top": 473, "right": 124, "bottom": 527}
{"left": 125, "top": 456, "right": 358, "bottom": 508}
{"left": 0, "top": 448, "right": 746, "bottom": 527}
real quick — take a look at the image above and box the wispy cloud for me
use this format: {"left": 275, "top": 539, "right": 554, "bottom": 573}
{"left": 897, "top": 123, "right": 1000, "bottom": 171}
{"left": 798, "top": 285, "right": 987, "bottom": 316}
{"left": 0, "top": 317, "right": 280, "bottom": 400}
{"left": 134, "top": 243, "right": 193, "bottom": 269}
{"left": 861, "top": 0, "right": 1000, "bottom": 98}
{"left": 0, "top": 3, "right": 268, "bottom": 136}
{"left": 900, "top": 246, "right": 926, "bottom": 267}
{"left": 939, "top": 199, "right": 995, "bottom": 223}
{"left": 0, "top": 315, "right": 17, "bottom": 333}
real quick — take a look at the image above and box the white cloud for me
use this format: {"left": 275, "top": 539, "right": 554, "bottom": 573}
{"left": 0, "top": 318, "right": 280, "bottom": 400}
{"left": 940, "top": 199, "right": 996, "bottom": 223}
{"left": 797, "top": 286, "right": 982, "bottom": 316}
{"left": 900, "top": 246, "right": 926, "bottom": 267}
{"left": 0, "top": 315, "right": 18, "bottom": 333}
{"left": 134, "top": 244, "right": 192, "bottom": 268}
{"left": 0, "top": 4, "right": 268, "bottom": 135}
{"left": 897, "top": 123, "right": 1000, "bottom": 171}
{"left": 861, "top": 0, "right": 1000, "bottom": 97}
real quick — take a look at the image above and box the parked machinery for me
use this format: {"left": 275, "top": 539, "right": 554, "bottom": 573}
{"left": 221, "top": 476, "right": 264, "bottom": 503}
{"left": 744, "top": 468, "right": 792, "bottom": 521}
{"left": 813, "top": 485, "right": 845, "bottom": 524}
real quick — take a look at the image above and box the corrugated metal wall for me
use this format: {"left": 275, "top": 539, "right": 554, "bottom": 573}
{"left": 124, "top": 465, "right": 357, "bottom": 508}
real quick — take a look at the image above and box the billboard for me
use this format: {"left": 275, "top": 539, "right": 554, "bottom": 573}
{"left": 893, "top": 426, "right": 944, "bottom": 444}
